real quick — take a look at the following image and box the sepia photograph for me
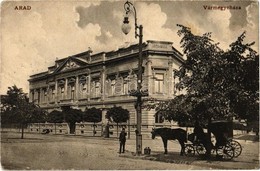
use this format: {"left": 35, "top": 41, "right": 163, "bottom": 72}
{"left": 1, "top": 0, "right": 259, "bottom": 170}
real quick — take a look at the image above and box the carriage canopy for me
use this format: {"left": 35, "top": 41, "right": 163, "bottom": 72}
{"left": 209, "top": 120, "right": 233, "bottom": 139}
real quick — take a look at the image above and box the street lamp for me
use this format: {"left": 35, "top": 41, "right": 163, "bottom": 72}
{"left": 122, "top": 0, "right": 147, "bottom": 155}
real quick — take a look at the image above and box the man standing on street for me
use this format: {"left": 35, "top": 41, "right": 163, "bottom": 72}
{"left": 119, "top": 128, "right": 127, "bottom": 154}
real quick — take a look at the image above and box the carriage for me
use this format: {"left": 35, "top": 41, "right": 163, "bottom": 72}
{"left": 184, "top": 120, "right": 243, "bottom": 160}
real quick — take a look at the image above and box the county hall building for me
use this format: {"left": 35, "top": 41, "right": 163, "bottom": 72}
{"left": 28, "top": 40, "right": 183, "bottom": 134}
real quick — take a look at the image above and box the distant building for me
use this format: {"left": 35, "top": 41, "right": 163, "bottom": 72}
{"left": 28, "top": 40, "right": 183, "bottom": 126}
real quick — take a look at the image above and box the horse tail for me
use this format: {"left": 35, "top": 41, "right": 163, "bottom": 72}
{"left": 183, "top": 130, "right": 188, "bottom": 143}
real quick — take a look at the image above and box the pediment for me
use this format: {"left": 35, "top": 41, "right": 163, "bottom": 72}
{"left": 60, "top": 60, "right": 80, "bottom": 71}
{"left": 53, "top": 57, "right": 87, "bottom": 74}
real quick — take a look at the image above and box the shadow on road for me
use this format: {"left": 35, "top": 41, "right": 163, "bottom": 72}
{"left": 142, "top": 151, "right": 197, "bottom": 164}
{"left": 120, "top": 150, "right": 259, "bottom": 169}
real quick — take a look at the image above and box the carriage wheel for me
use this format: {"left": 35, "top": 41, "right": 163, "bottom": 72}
{"left": 195, "top": 144, "right": 206, "bottom": 155}
{"left": 184, "top": 144, "right": 195, "bottom": 156}
{"left": 216, "top": 144, "right": 234, "bottom": 160}
{"left": 228, "top": 139, "right": 242, "bottom": 158}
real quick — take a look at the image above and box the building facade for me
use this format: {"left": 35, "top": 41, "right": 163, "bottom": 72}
{"left": 28, "top": 40, "right": 183, "bottom": 126}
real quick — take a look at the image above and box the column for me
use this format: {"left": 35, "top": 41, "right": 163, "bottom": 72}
{"left": 29, "top": 90, "right": 32, "bottom": 102}
{"left": 87, "top": 74, "right": 91, "bottom": 101}
{"left": 49, "top": 86, "right": 52, "bottom": 103}
{"left": 55, "top": 80, "right": 58, "bottom": 104}
{"left": 168, "top": 59, "right": 173, "bottom": 98}
{"left": 65, "top": 78, "right": 68, "bottom": 99}
{"left": 101, "top": 66, "right": 106, "bottom": 101}
{"left": 37, "top": 89, "right": 40, "bottom": 104}
{"left": 146, "top": 59, "right": 152, "bottom": 95}
{"left": 40, "top": 88, "right": 43, "bottom": 104}
{"left": 46, "top": 85, "right": 49, "bottom": 104}
{"left": 75, "top": 76, "right": 79, "bottom": 101}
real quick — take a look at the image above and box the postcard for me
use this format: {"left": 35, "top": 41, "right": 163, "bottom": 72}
{"left": 1, "top": 0, "right": 259, "bottom": 170}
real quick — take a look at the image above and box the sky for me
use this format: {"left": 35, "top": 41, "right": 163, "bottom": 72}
{"left": 1, "top": 0, "right": 259, "bottom": 94}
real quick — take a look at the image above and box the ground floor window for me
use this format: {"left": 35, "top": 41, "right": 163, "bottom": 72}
{"left": 155, "top": 113, "right": 164, "bottom": 123}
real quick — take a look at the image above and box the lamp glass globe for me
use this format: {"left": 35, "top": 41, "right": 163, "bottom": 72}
{"left": 122, "top": 23, "right": 131, "bottom": 35}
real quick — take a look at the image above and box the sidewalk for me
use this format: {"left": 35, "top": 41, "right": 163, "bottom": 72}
{"left": 234, "top": 134, "right": 259, "bottom": 142}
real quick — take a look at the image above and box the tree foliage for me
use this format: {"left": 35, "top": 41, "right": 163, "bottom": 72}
{"left": 1, "top": 85, "right": 47, "bottom": 138}
{"left": 105, "top": 106, "right": 130, "bottom": 123}
{"left": 62, "top": 107, "right": 83, "bottom": 134}
{"left": 47, "top": 110, "right": 64, "bottom": 123}
{"left": 83, "top": 107, "right": 102, "bottom": 123}
{"left": 83, "top": 107, "right": 102, "bottom": 136}
{"left": 105, "top": 106, "right": 130, "bottom": 137}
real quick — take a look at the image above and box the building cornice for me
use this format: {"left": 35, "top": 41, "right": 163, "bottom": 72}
{"left": 29, "top": 40, "right": 183, "bottom": 82}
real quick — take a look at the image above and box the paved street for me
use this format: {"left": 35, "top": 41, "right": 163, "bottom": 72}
{"left": 1, "top": 132, "right": 259, "bottom": 170}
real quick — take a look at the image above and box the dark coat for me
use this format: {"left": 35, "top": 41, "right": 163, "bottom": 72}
{"left": 119, "top": 131, "right": 127, "bottom": 142}
{"left": 194, "top": 124, "right": 204, "bottom": 140}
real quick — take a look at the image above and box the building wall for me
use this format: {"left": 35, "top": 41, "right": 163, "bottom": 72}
{"left": 28, "top": 40, "right": 184, "bottom": 126}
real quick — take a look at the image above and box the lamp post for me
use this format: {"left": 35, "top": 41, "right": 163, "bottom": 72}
{"left": 122, "top": 0, "right": 148, "bottom": 155}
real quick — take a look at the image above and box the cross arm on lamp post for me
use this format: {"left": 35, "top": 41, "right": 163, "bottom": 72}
{"left": 122, "top": 0, "right": 144, "bottom": 155}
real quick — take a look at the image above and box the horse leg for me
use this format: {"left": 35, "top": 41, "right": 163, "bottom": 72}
{"left": 178, "top": 140, "right": 185, "bottom": 156}
{"left": 163, "top": 139, "right": 168, "bottom": 154}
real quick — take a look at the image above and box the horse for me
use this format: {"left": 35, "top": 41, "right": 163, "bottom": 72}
{"left": 151, "top": 127, "right": 187, "bottom": 155}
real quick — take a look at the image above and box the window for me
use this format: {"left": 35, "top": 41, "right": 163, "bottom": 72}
{"left": 37, "top": 90, "right": 41, "bottom": 104}
{"left": 58, "top": 79, "right": 65, "bottom": 100}
{"left": 111, "top": 80, "right": 116, "bottom": 95}
{"left": 44, "top": 89, "right": 47, "bottom": 102}
{"left": 52, "top": 88, "right": 55, "bottom": 100}
{"left": 61, "top": 87, "right": 65, "bottom": 99}
{"left": 123, "top": 78, "right": 128, "bottom": 95}
{"left": 80, "top": 82, "right": 87, "bottom": 96}
{"left": 155, "top": 113, "right": 164, "bottom": 123}
{"left": 154, "top": 73, "right": 164, "bottom": 93}
{"left": 31, "top": 90, "right": 35, "bottom": 102}
{"left": 71, "top": 85, "right": 75, "bottom": 100}
{"left": 95, "top": 81, "right": 101, "bottom": 97}
{"left": 173, "top": 70, "right": 179, "bottom": 96}
{"left": 79, "top": 76, "right": 88, "bottom": 99}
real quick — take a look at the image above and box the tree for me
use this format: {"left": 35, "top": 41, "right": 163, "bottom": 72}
{"left": 62, "top": 107, "right": 83, "bottom": 134}
{"left": 83, "top": 107, "right": 102, "bottom": 136}
{"left": 105, "top": 106, "right": 130, "bottom": 137}
{"left": 1, "top": 85, "right": 47, "bottom": 138}
{"left": 154, "top": 95, "right": 194, "bottom": 126}
{"left": 47, "top": 110, "right": 64, "bottom": 123}
{"left": 47, "top": 110, "right": 64, "bottom": 134}
{"left": 225, "top": 32, "right": 259, "bottom": 134}
{"left": 169, "top": 25, "right": 258, "bottom": 124}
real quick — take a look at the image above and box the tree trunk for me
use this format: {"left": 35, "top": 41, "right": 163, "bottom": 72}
{"left": 21, "top": 123, "right": 24, "bottom": 139}
{"left": 128, "top": 120, "right": 130, "bottom": 139}
{"left": 54, "top": 123, "right": 56, "bottom": 135}
{"left": 117, "top": 123, "right": 119, "bottom": 138}
{"left": 69, "top": 122, "right": 76, "bottom": 134}
{"left": 93, "top": 122, "right": 96, "bottom": 136}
